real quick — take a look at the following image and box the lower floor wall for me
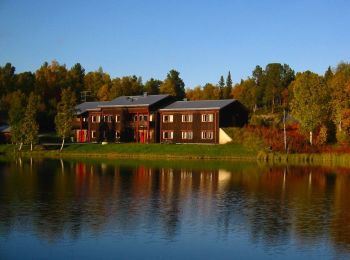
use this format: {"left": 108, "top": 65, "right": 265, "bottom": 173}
{"left": 75, "top": 128, "right": 233, "bottom": 144}
{"left": 160, "top": 129, "right": 218, "bottom": 144}
{"left": 75, "top": 128, "right": 156, "bottom": 143}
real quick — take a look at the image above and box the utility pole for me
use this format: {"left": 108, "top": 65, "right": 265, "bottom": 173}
{"left": 283, "top": 109, "right": 287, "bottom": 153}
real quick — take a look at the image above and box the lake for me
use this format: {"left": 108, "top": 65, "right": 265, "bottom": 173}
{"left": 1, "top": 157, "right": 350, "bottom": 259}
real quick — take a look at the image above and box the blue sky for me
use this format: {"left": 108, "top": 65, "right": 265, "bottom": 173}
{"left": 0, "top": 0, "right": 349, "bottom": 87}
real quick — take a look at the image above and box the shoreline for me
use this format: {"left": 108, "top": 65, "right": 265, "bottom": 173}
{"left": 1, "top": 144, "right": 350, "bottom": 167}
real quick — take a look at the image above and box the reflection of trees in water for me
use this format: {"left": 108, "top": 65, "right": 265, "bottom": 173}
{"left": 0, "top": 159, "right": 350, "bottom": 254}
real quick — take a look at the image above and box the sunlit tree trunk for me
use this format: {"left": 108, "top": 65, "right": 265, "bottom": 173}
{"left": 60, "top": 137, "right": 65, "bottom": 151}
{"left": 310, "top": 131, "right": 313, "bottom": 146}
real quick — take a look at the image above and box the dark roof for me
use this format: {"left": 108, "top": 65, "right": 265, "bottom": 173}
{"left": 99, "top": 94, "right": 170, "bottom": 107}
{"left": 75, "top": 101, "right": 107, "bottom": 115}
{"left": 159, "top": 99, "right": 236, "bottom": 111}
{"left": 0, "top": 125, "right": 11, "bottom": 133}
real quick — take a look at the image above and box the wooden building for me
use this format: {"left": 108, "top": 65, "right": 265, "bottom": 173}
{"left": 74, "top": 94, "right": 173, "bottom": 143}
{"left": 158, "top": 99, "right": 248, "bottom": 144}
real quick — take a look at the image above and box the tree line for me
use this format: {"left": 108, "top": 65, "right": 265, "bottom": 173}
{"left": 232, "top": 62, "right": 350, "bottom": 146}
{"left": 1, "top": 60, "right": 350, "bottom": 148}
{"left": 0, "top": 61, "right": 187, "bottom": 131}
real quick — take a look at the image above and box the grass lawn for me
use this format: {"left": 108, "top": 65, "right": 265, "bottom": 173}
{"left": 22, "top": 143, "right": 258, "bottom": 160}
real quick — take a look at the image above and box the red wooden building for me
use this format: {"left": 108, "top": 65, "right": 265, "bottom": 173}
{"left": 74, "top": 94, "right": 173, "bottom": 143}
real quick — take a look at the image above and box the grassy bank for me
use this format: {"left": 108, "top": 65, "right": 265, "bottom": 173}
{"left": 9, "top": 143, "right": 257, "bottom": 160}
{"left": 2, "top": 143, "right": 350, "bottom": 167}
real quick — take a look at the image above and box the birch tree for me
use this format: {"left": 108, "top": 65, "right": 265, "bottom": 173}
{"left": 55, "top": 88, "right": 76, "bottom": 151}
{"left": 290, "top": 71, "right": 330, "bottom": 145}
{"left": 8, "top": 91, "right": 26, "bottom": 150}
{"left": 22, "top": 92, "right": 39, "bottom": 151}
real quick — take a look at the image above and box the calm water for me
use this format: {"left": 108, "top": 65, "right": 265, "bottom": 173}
{"left": 1, "top": 158, "right": 350, "bottom": 259}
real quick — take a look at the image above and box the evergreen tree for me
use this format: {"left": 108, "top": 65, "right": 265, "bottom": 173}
{"left": 218, "top": 75, "right": 225, "bottom": 99}
{"left": 55, "top": 88, "right": 76, "bottom": 151}
{"left": 223, "top": 71, "right": 232, "bottom": 99}
{"left": 23, "top": 92, "right": 39, "bottom": 151}
{"left": 144, "top": 78, "right": 162, "bottom": 95}
{"left": 159, "top": 69, "right": 185, "bottom": 99}
{"left": 324, "top": 66, "right": 334, "bottom": 84}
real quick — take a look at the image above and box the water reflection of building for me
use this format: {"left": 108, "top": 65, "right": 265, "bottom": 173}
{"left": 1, "top": 160, "right": 350, "bottom": 255}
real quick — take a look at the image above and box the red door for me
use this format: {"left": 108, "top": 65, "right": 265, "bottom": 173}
{"left": 140, "top": 131, "right": 145, "bottom": 143}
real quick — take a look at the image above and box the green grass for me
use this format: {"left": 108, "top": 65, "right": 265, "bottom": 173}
{"left": 10, "top": 143, "right": 257, "bottom": 160}
{"left": 0, "top": 144, "right": 13, "bottom": 154}
{"left": 60, "top": 143, "right": 257, "bottom": 159}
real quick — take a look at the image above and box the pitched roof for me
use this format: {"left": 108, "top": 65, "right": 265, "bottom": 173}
{"left": 99, "top": 94, "right": 170, "bottom": 107}
{"left": 75, "top": 101, "right": 107, "bottom": 115}
{"left": 159, "top": 99, "right": 236, "bottom": 111}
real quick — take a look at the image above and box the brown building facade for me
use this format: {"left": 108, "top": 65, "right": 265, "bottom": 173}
{"left": 159, "top": 100, "right": 248, "bottom": 144}
{"left": 74, "top": 96, "right": 248, "bottom": 144}
{"left": 74, "top": 94, "right": 173, "bottom": 143}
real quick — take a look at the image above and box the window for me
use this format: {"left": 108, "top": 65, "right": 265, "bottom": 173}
{"left": 115, "top": 115, "right": 120, "bottom": 122}
{"left": 181, "top": 131, "right": 193, "bottom": 140}
{"left": 201, "top": 114, "right": 214, "bottom": 122}
{"left": 91, "top": 131, "right": 96, "bottom": 138}
{"left": 83, "top": 117, "right": 87, "bottom": 122}
{"left": 201, "top": 131, "right": 214, "bottom": 140}
{"left": 163, "top": 115, "right": 173, "bottom": 123}
{"left": 103, "top": 115, "right": 112, "bottom": 122}
{"left": 143, "top": 115, "right": 148, "bottom": 121}
{"left": 162, "top": 131, "right": 173, "bottom": 139}
{"left": 91, "top": 115, "right": 100, "bottom": 123}
{"left": 181, "top": 114, "right": 193, "bottom": 122}
{"left": 149, "top": 114, "right": 154, "bottom": 122}
{"left": 116, "top": 131, "right": 120, "bottom": 139}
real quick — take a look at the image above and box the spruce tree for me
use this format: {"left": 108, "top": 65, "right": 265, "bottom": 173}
{"left": 218, "top": 75, "right": 225, "bottom": 99}
{"left": 223, "top": 71, "right": 232, "bottom": 99}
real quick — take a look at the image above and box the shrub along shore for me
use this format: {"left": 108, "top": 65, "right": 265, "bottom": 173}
{"left": 1, "top": 143, "right": 350, "bottom": 167}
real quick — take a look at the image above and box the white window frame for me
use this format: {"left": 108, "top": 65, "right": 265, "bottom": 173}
{"left": 162, "top": 131, "right": 174, "bottom": 139}
{"left": 163, "top": 115, "right": 174, "bottom": 123}
{"left": 103, "top": 115, "right": 113, "bottom": 123}
{"left": 91, "top": 115, "right": 100, "bottom": 123}
{"left": 201, "top": 131, "right": 214, "bottom": 140}
{"left": 91, "top": 131, "right": 96, "bottom": 138}
{"left": 149, "top": 114, "right": 154, "bottom": 122}
{"left": 181, "top": 114, "right": 193, "bottom": 122}
{"left": 115, "top": 115, "right": 120, "bottom": 122}
{"left": 201, "top": 114, "right": 214, "bottom": 122}
{"left": 116, "top": 131, "right": 120, "bottom": 139}
{"left": 181, "top": 131, "right": 193, "bottom": 140}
